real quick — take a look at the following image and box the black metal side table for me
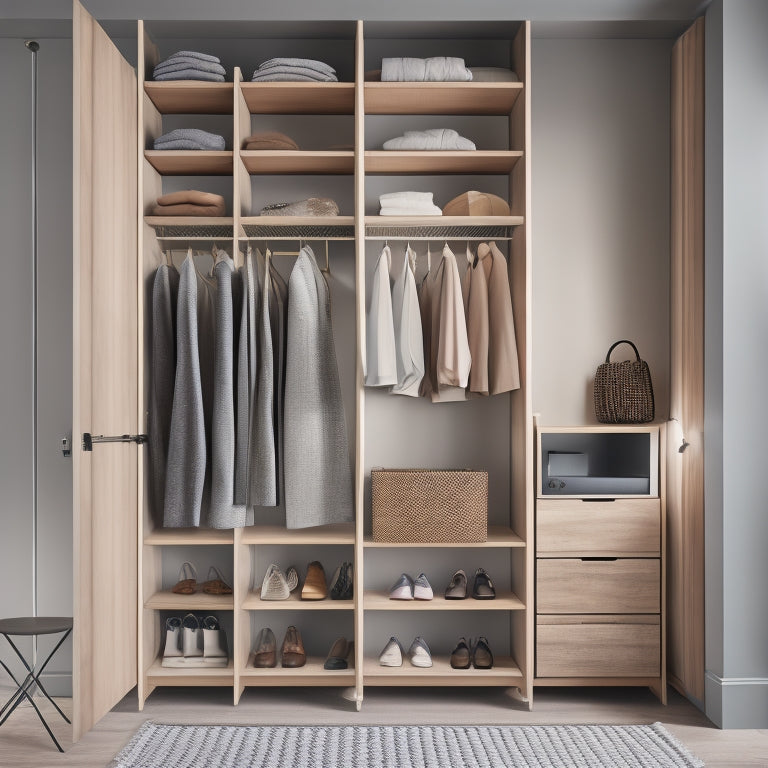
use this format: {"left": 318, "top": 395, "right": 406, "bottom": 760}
{"left": 0, "top": 617, "right": 73, "bottom": 752}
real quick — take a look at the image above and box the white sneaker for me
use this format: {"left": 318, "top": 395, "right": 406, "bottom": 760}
{"left": 161, "top": 616, "right": 185, "bottom": 667}
{"left": 413, "top": 573, "right": 434, "bottom": 601}
{"left": 378, "top": 636, "right": 404, "bottom": 667}
{"left": 182, "top": 613, "right": 203, "bottom": 658}
{"left": 201, "top": 616, "right": 228, "bottom": 667}
{"left": 408, "top": 636, "right": 433, "bottom": 668}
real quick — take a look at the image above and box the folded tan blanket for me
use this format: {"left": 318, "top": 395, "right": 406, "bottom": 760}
{"left": 156, "top": 189, "right": 225, "bottom": 208}
{"left": 152, "top": 202, "right": 226, "bottom": 217}
{"left": 443, "top": 191, "right": 510, "bottom": 217}
{"left": 243, "top": 131, "right": 299, "bottom": 150}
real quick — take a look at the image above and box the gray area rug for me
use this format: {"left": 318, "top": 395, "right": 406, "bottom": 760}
{"left": 110, "top": 722, "right": 704, "bottom": 767}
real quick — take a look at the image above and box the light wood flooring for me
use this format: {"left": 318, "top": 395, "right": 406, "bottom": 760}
{"left": 1, "top": 685, "right": 766, "bottom": 767}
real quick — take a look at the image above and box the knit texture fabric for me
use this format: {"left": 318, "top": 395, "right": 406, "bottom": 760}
{"left": 252, "top": 58, "right": 337, "bottom": 82}
{"left": 154, "top": 70, "right": 226, "bottom": 82}
{"left": 153, "top": 50, "right": 225, "bottom": 81}
{"left": 154, "top": 129, "right": 226, "bottom": 151}
{"left": 381, "top": 56, "right": 472, "bottom": 82}
{"left": 383, "top": 128, "right": 476, "bottom": 151}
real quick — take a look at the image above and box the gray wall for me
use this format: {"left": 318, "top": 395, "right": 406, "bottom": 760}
{"left": 704, "top": 0, "right": 768, "bottom": 730}
{"left": 0, "top": 37, "right": 73, "bottom": 696}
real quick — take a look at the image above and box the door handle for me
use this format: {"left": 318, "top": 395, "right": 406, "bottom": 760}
{"left": 82, "top": 433, "right": 148, "bottom": 451}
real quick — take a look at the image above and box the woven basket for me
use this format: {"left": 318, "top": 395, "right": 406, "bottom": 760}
{"left": 594, "top": 340, "right": 655, "bottom": 424}
{"left": 371, "top": 469, "right": 488, "bottom": 543}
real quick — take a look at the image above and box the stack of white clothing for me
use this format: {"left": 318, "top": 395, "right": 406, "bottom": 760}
{"left": 379, "top": 191, "right": 442, "bottom": 217}
{"left": 383, "top": 129, "right": 475, "bottom": 151}
{"left": 153, "top": 51, "right": 226, "bottom": 82}
{"left": 251, "top": 58, "right": 338, "bottom": 82}
{"left": 381, "top": 56, "right": 472, "bottom": 82}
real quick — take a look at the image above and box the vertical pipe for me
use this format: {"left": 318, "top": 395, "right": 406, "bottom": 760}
{"left": 25, "top": 39, "right": 40, "bottom": 669}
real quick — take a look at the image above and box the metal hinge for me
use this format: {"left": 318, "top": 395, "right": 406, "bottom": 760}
{"left": 82, "top": 433, "right": 148, "bottom": 451}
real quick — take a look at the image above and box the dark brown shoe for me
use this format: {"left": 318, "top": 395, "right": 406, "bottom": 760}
{"left": 301, "top": 561, "right": 328, "bottom": 600}
{"left": 450, "top": 637, "right": 471, "bottom": 669}
{"left": 324, "top": 637, "right": 350, "bottom": 670}
{"left": 472, "top": 636, "right": 494, "bottom": 669}
{"left": 252, "top": 627, "right": 277, "bottom": 668}
{"left": 281, "top": 625, "right": 307, "bottom": 668}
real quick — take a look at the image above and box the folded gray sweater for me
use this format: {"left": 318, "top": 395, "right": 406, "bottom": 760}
{"left": 167, "top": 50, "right": 221, "bottom": 64}
{"left": 381, "top": 56, "right": 472, "bottom": 82}
{"left": 154, "top": 70, "right": 226, "bottom": 83}
{"left": 251, "top": 67, "right": 337, "bottom": 82}
{"left": 154, "top": 128, "right": 226, "bottom": 151}
{"left": 257, "top": 57, "right": 335, "bottom": 75}
{"left": 154, "top": 59, "right": 226, "bottom": 77}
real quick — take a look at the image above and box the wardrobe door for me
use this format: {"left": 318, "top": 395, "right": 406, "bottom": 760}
{"left": 72, "top": 0, "right": 138, "bottom": 740}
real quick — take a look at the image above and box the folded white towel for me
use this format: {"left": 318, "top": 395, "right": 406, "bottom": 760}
{"left": 379, "top": 205, "right": 442, "bottom": 216}
{"left": 381, "top": 57, "right": 472, "bottom": 82}
{"left": 383, "top": 128, "right": 476, "bottom": 151}
{"left": 380, "top": 191, "right": 435, "bottom": 205}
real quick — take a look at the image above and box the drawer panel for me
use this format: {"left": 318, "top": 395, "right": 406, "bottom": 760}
{"left": 537, "top": 558, "right": 660, "bottom": 614}
{"left": 536, "top": 615, "right": 660, "bottom": 678}
{"left": 537, "top": 498, "right": 660, "bottom": 555}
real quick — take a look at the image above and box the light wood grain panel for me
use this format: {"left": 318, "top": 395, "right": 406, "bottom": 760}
{"left": 536, "top": 558, "right": 660, "bottom": 614}
{"left": 241, "top": 150, "right": 354, "bottom": 175}
{"left": 144, "top": 150, "right": 234, "bottom": 176}
{"left": 242, "top": 655, "right": 355, "bottom": 686}
{"left": 363, "top": 591, "right": 524, "bottom": 611}
{"left": 536, "top": 617, "right": 660, "bottom": 678}
{"left": 668, "top": 16, "right": 705, "bottom": 704}
{"left": 365, "top": 150, "right": 522, "bottom": 175}
{"left": 144, "top": 591, "right": 234, "bottom": 611}
{"left": 242, "top": 592, "right": 354, "bottom": 610}
{"left": 241, "top": 82, "right": 355, "bottom": 114}
{"left": 146, "top": 658, "right": 235, "bottom": 687}
{"left": 143, "top": 81, "right": 234, "bottom": 114}
{"left": 537, "top": 499, "right": 660, "bottom": 555}
{"left": 364, "top": 526, "right": 524, "bottom": 547}
{"left": 364, "top": 82, "right": 522, "bottom": 115}
{"left": 241, "top": 523, "right": 355, "bottom": 545}
{"left": 73, "top": 0, "right": 138, "bottom": 740}
{"left": 234, "top": 67, "right": 252, "bottom": 233}
{"left": 363, "top": 656, "right": 523, "bottom": 686}
{"left": 364, "top": 215, "right": 524, "bottom": 229}
{"left": 233, "top": 529, "right": 250, "bottom": 703}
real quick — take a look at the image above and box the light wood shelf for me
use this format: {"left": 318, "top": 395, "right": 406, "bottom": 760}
{"left": 239, "top": 216, "right": 355, "bottom": 239}
{"left": 363, "top": 590, "right": 524, "bottom": 611}
{"left": 144, "top": 216, "right": 234, "bottom": 241}
{"left": 363, "top": 655, "right": 522, "bottom": 685}
{"left": 145, "top": 590, "right": 234, "bottom": 611}
{"left": 365, "top": 150, "right": 522, "bottom": 175}
{"left": 144, "top": 528, "right": 234, "bottom": 546}
{"left": 242, "top": 591, "right": 354, "bottom": 610}
{"left": 241, "top": 150, "right": 354, "bottom": 175}
{"left": 146, "top": 657, "right": 234, "bottom": 686}
{"left": 144, "top": 81, "right": 234, "bottom": 114}
{"left": 242, "top": 654, "right": 355, "bottom": 686}
{"left": 364, "top": 526, "right": 524, "bottom": 548}
{"left": 364, "top": 82, "right": 523, "bottom": 115}
{"left": 144, "top": 150, "right": 233, "bottom": 176}
{"left": 240, "top": 523, "right": 355, "bottom": 545}
{"left": 241, "top": 82, "right": 355, "bottom": 114}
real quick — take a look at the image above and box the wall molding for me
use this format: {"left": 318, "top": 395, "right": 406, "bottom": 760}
{"left": 706, "top": 670, "right": 768, "bottom": 728}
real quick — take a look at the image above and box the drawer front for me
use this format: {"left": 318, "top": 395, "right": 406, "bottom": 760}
{"left": 536, "top": 616, "right": 660, "bottom": 678}
{"left": 537, "top": 558, "right": 660, "bottom": 614}
{"left": 537, "top": 498, "right": 660, "bottom": 555}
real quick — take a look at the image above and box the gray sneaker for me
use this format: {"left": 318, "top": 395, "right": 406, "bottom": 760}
{"left": 389, "top": 573, "right": 414, "bottom": 600}
{"left": 379, "top": 636, "right": 405, "bottom": 666}
{"left": 408, "top": 636, "right": 433, "bottom": 668}
{"left": 413, "top": 573, "right": 433, "bottom": 600}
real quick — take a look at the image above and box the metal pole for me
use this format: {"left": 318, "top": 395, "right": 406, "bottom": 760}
{"left": 25, "top": 39, "right": 39, "bottom": 670}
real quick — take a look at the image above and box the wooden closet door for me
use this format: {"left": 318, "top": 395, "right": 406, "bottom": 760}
{"left": 72, "top": 0, "right": 139, "bottom": 740}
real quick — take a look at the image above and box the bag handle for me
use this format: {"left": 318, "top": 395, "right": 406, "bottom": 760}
{"left": 606, "top": 339, "right": 641, "bottom": 363}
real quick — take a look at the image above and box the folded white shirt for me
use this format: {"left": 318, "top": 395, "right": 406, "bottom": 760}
{"left": 379, "top": 205, "right": 443, "bottom": 216}
{"left": 383, "top": 128, "right": 476, "bottom": 151}
{"left": 380, "top": 190, "right": 435, "bottom": 205}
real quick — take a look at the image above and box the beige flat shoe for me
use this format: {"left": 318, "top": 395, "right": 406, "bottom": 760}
{"left": 301, "top": 561, "right": 328, "bottom": 600}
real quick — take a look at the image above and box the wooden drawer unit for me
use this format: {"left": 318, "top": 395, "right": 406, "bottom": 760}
{"left": 537, "top": 498, "right": 660, "bottom": 556}
{"left": 536, "top": 615, "right": 660, "bottom": 678}
{"left": 537, "top": 558, "right": 660, "bottom": 614}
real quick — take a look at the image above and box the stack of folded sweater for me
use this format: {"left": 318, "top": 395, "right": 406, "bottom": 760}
{"left": 381, "top": 57, "right": 472, "bottom": 82}
{"left": 383, "top": 128, "right": 475, "bottom": 151}
{"left": 153, "top": 129, "right": 226, "bottom": 151}
{"left": 242, "top": 131, "right": 299, "bottom": 150}
{"left": 251, "top": 58, "right": 338, "bottom": 82}
{"left": 152, "top": 190, "right": 226, "bottom": 217}
{"left": 379, "top": 191, "right": 442, "bottom": 216}
{"left": 153, "top": 51, "right": 226, "bottom": 82}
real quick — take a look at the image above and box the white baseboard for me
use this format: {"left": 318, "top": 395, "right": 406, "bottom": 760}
{"left": 705, "top": 670, "right": 768, "bottom": 728}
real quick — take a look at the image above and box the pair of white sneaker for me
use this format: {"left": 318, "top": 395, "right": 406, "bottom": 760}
{"left": 161, "top": 613, "right": 228, "bottom": 667}
{"left": 378, "top": 636, "right": 432, "bottom": 668}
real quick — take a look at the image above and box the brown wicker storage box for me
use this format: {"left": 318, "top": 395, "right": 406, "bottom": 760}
{"left": 371, "top": 469, "right": 488, "bottom": 543}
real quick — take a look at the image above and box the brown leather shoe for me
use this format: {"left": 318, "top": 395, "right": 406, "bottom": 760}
{"left": 301, "top": 561, "right": 328, "bottom": 600}
{"left": 281, "top": 625, "right": 307, "bottom": 668}
{"left": 252, "top": 627, "right": 277, "bottom": 668}
{"left": 450, "top": 637, "right": 471, "bottom": 669}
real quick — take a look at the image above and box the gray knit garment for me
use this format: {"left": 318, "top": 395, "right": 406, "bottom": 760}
{"left": 154, "top": 129, "right": 226, "bottom": 151}
{"left": 164, "top": 256, "right": 206, "bottom": 527}
{"left": 284, "top": 247, "right": 353, "bottom": 528}
{"left": 269, "top": 264, "right": 289, "bottom": 505}
{"left": 257, "top": 58, "right": 336, "bottom": 75}
{"left": 154, "top": 70, "right": 225, "bottom": 82}
{"left": 154, "top": 59, "right": 226, "bottom": 76}
{"left": 149, "top": 264, "right": 179, "bottom": 526}
{"left": 249, "top": 252, "right": 277, "bottom": 506}
{"left": 233, "top": 264, "right": 249, "bottom": 509}
{"left": 166, "top": 50, "right": 221, "bottom": 64}
{"left": 251, "top": 68, "right": 338, "bottom": 82}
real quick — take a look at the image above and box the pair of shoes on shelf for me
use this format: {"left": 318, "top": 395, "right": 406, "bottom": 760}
{"left": 260, "top": 564, "right": 300, "bottom": 600}
{"left": 162, "top": 614, "right": 228, "bottom": 667}
{"left": 450, "top": 636, "right": 494, "bottom": 669}
{"left": 329, "top": 562, "right": 354, "bottom": 600}
{"left": 444, "top": 568, "right": 496, "bottom": 600}
{"left": 389, "top": 573, "right": 433, "bottom": 601}
{"left": 324, "top": 637, "right": 354, "bottom": 670}
{"left": 171, "top": 562, "right": 233, "bottom": 595}
{"left": 378, "top": 636, "right": 432, "bottom": 668}
{"left": 253, "top": 625, "right": 306, "bottom": 668}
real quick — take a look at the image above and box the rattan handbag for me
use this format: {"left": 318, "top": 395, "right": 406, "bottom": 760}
{"left": 594, "top": 340, "right": 655, "bottom": 424}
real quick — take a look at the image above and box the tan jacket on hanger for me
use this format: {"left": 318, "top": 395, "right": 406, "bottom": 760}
{"left": 478, "top": 241, "right": 520, "bottom": 395}
{"left": 461, "top": 246, "right": 490, "bottom": 396}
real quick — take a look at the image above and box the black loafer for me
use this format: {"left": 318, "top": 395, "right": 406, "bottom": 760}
{"left": 471, "top": 568, "right": 496, "bottom": 600}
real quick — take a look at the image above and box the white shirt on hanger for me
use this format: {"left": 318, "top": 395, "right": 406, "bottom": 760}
{"left": 391, "top": 245, "right": 425, "bottom": 397}
{"left": 365, "top": 245, "right": 398, "bottom": 387}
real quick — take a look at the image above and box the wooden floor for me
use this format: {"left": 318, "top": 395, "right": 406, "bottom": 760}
{"left": 1, "top": 685, "right": 767, "bottom": 767}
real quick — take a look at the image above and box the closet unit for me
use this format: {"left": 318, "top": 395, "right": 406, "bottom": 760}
{"left": 73, "top": 3, "right": 530, "bottom": 739}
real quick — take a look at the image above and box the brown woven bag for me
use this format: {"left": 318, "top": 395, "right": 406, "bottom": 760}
{"left": 594, "top": 340, "right": 655, "bottom": 423}
{"left": 371, "top": 469, "right": 488, "bottom": 543}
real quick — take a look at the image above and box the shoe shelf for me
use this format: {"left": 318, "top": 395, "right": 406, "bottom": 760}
{"left": 144, "top": 528, "right": 235, "bottom": 546}
{"left": 144, "top": 150, "right": 234, "bottom": 176}
{"left": 363, "top": 526, "right": 525, "bottom": 548}
{"left": 364, "top": 82, "right": 523, "bottom": 116}
{"left": 239, "top": 523, "right": 355, "bottom": 545}
{"left": 144, "top": 81, "right": 235, "bottom": 114}
{"left": 362, "top": 656, "right": 523, "bottom": 686}
{"left": 240, "top": 151, "right": 354, "bottom": 175}
{"left": 240, "top": 82, "right": 356, "bottom": 114}
{"left": 363, "top": 591, "right": 524, "bottom": 611}
{"left": 146, "top": 657, "right": 235, "bottom": 687}
{"left": 364, "top": 150, "right": 523, "bottom": 175}
{"left": 242, "top": 655, "right": 355, "bottom": 686}
{"left": 242, "top": 591, "right": 354, "bottom": 610}
{"left": 145, "top": 590, "right": 235, "bottom": 611}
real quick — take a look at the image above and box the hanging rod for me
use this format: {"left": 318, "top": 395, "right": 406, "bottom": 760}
{"left": 365, "top": 236, "right": 514, "bottom": 242}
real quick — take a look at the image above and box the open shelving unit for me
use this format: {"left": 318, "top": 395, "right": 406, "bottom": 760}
{"left": 136, "top": 18, "right": 531, "bottom": 712}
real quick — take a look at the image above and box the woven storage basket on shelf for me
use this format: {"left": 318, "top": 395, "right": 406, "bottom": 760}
{"left": 371, "top": 469, "right": 488, "bottom": 543}
{"left": 593, "top": 339, "right": 655, "bottom": 424}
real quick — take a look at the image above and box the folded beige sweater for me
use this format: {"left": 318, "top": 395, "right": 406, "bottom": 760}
{"left": 152, "top": 202, "right": 227, "bottom": 217}
{"left": 156, "top": 189, "right": 225, "bottom": 208}
{"left": 243, "top": 131, "right": 299, "bottom": 150}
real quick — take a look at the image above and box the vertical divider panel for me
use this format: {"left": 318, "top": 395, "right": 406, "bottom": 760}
{"left": 233, "top": 66, "right": 252, "bottom": 263}
{"left": 353, "top": 18, "right": 366, "bottom": 710}
{"left": 233, "top": 528, "right": 250, "bottom": 703}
